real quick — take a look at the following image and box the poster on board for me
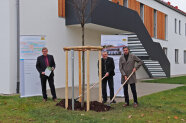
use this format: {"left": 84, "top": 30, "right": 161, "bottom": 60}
{"left": 20, "top": 35, "right": 46, "bottom": 97}
{"left": 20, "top": 36, "right": 46, "bottom": 60}
{"left": 101, "top": 35, "right": 128, "bottom": 97}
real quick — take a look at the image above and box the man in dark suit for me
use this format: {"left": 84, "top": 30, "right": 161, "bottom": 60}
{"left": 100, "top": 51, "right": 116, "bottom": 103}
{"left": 36, "top": 47, "right": 57, "bottom": 102}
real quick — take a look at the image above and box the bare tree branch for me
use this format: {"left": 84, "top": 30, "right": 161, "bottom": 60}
{"left": 68, "top": 0, "right": 98, "bottom": 108}
{"left": 85, "top": 0, "right": 98, "bottom": 23}
{"left": 69, "top": 0, "right": 97, "bottom": 26}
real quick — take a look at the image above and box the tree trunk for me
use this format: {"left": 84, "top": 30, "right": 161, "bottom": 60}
{"left": 81, "top": 25, "right": 85, "bottom": 108}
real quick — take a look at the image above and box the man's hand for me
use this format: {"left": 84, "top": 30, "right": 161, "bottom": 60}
{"left": 133, "top": 68, "right": 136, "bottom": 73}
{"left": 52, "top": 67, "right": 55, "bottom": 71}
{"left": 124, "top": 75, "right": 128, "bottom": 80}
{"left": 105, "top": 72, "right": 109, "bottom": 77}
{"left": 42, "top": 72, "right": 45, "bottom": 75}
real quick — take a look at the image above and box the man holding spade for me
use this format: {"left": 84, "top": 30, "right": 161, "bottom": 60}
{"left": 119, "top": 46, "right": 143, "bottom": 108}
{"left": 100, "top": 51, "right": 116, "bottom": 104}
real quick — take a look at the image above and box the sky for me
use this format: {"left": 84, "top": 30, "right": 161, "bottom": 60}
{"left": 163, "top": 0, "right": 186, "bottom": 12}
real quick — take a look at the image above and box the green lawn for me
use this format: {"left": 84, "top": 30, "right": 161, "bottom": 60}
{"left": 0, "top": 86, "right": 186, "bottom": 123}
{"left": 142, "top": 76, "right": 186, "bottom": 84}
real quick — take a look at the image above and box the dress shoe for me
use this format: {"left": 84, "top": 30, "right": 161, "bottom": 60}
{"left": 43, "top": 99, "right": 47, "bottom": 102}
{"left": 133, "top": 102, "right": 138, "bottom": 108}
{"left": 123, "top": 103, "right": 129, "bottom": 107}
{"left": 53, "top": 98, "right": 57, "bottom": 102}
{"left": 102, "top": 100, "right": 107, "bottom": 103}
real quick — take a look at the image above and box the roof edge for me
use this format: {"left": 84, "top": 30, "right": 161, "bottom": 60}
{"left": 154, "top": 0, "right": 186, "bottom": 17}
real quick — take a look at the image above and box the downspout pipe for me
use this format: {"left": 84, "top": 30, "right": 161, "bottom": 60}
{"left": 16, "top": 0, "right": 20, "bottom": 94}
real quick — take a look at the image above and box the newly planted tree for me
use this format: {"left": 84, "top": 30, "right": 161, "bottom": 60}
{"left": 69, "top": 0, "right": 97, "bottom": 107}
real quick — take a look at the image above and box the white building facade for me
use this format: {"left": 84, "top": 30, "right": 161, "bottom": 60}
{"left": 138, "top": 0, "right": 186, "bottom": 76}
{"left": 0, "top": 0, "right": 186, "bottom": 94}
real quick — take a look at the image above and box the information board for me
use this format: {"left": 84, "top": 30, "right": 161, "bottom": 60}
{"left": 101, "top": 35, "right": 128, "bottom": 97}
{"left": 20, "top": 35, "right": 46, "bottom": 97}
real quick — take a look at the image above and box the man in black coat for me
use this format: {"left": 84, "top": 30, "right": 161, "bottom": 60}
{"left": 100, "top": 51, "right": 116, "bottom": 103}
{"left": 36, "top": 47, "right": 57, "bottom": 102}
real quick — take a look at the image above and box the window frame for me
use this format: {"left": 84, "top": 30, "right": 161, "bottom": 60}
{"left": 179, "top": 20, "right": 181, "bottom": 35}
{"left": 124, "top": 0, "right": 128, "bottom": 7}
{"left": 175, "top": 49, "right": 179, "bottom": 64}
{"left": 175, "top": 18, "right": 177, "bottom": 34}
{"left": 163, "top": 47, "right": 168, "bottom": 56}
{"left": 154, "top": 9, "right": 157, "bottom": 38}
{"left": 165, "top": 15, "right": 168, "bottom": 40}
{"left": 140, "top": 3, "right": 144, "bottom": 22}
{"left": 184, "top": 50, "right": 186, "bottom": 64}
{"left": 185, "top": 23, "right": 186, "bottom": 36}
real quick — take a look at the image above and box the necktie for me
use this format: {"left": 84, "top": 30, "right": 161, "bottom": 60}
{"left": 104, "top": 59, "right": 107, "bottom": 72}
{"left": 45, "top": 56, "right": 49, "bottom": 66}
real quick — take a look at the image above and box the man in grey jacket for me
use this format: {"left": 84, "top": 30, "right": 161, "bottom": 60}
{"left": 119, "top": 46, "right": 143, "bottom": 108}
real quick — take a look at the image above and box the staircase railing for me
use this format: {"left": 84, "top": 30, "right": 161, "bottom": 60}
{"left": 66, "top": 0, "right": 170, "bottom": 77}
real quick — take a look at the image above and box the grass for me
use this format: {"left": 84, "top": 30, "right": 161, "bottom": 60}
{"left": 142, "top": 76, "right": 186, "bottom": 84}
{"left": 0, "top": 86, "right": 186, "bottom": 123}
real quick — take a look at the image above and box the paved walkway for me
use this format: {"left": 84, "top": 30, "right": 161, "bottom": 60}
{"left": 48, "top": 81, "right": 183, "bottom": 102}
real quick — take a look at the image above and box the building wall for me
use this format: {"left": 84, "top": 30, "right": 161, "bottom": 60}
{"left": 0, "top": 0, "right": 17, "bottom": 94}
{"left": 19, "top": 0, "right": 110, "bottom": 89}
{"left": 138, "top": 0, "right": 186, "bottom": 76}
{"left": 20, "top": 0, "right": 149, "bottom": 90}
{"left": 9, "top": 0, "right": 18, "bottom": 94}
{"left": 0, "top": 0, "right": 149, "bottom": 94}
{"left": 5, "top": 0, "right": 186, "bottom": 93}
{"left": 144, "top": 5, "right": 154, "bottom": 37}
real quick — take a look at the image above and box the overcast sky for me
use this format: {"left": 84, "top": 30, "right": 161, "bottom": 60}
{"left": 163, "top": 0, "right": 186, "bottom": 12}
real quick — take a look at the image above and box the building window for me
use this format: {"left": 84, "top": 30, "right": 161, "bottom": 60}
{"left": 140, "top": 3, "right": 144, "bottom": 22}
{"left": 184, "top": 51, "right": 186, "bottom": 64}
{"left": 154, "top": 10, "right": 157, "bottom": 38}
{"left": 175, "top": 18, "right": 177, "bottom": 34}
{"left": 165, "top": 15, "right": 168, "bottom": 40}
{"left": 111, "top": 0, "right": 123, "bottom": 6}
{"left": 185, "top": 23, "right": 186, "bottom": 36}
{"left": 179, "top": 20, "right": 181, "bottom": 35}
{"left": 175, "top": 49, "right": 179, "bottom": 63}
{"left": 163, "top": 47, "right": 167, "bottom": 56}
{"left": 124, "top": 0, "right": 128, "bottom": 7}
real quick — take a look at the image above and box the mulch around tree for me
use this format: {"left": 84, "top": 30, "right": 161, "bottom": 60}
{"left": 56, "top": 99, "right": 111, "bottom": 112}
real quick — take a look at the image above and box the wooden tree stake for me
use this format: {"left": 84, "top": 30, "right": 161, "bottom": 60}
{"left": 98, "top": 50, "right": 102, "bottom": 102}
{"left": 78, "top": 51, "right": 82, "bottom": 102}
{"left": 86, "top": 50, "right": 90, "bottom": 111}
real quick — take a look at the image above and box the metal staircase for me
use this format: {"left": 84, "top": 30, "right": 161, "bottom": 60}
{"left": 66, "top": 0, "right": 170, "bottom": 78}
{"left": 126, "top": 34, "right": 166, "bottom": 78}
{"left": 127, "top": 34, "right": 148, "bottom": 57}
